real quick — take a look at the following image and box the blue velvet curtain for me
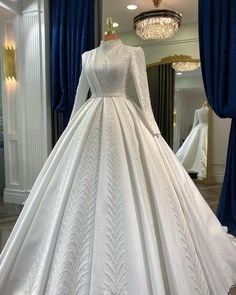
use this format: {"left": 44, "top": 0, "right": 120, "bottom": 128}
{"left": 199, "top": 1, "right": 236, "bottom": 234}
{"left": 50, "top": 0, "right": 94, "bottom": 131}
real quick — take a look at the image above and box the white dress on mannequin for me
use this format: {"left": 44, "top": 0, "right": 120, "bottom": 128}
{"left": 176, "top": 105, "right": 209, "bottom": 179}
{"left": 0, "top": 39, "right": 236, "bottom": 295}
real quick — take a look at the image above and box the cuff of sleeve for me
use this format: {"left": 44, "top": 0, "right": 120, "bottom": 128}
{"left": 149, "top": 124, "right": 161, "bottom": 136}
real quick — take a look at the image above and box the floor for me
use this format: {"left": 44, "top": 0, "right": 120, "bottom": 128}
{"left": 0, "top": 201, "right": 22, "bottom": 252}
{"left": 196, "top": 182, "right": 222, "bottom": 214}
{"left": 0, "top": 184, "right": 236, "bottom": 294}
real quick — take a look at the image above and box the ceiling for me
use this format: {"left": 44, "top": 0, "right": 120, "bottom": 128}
{"left": 103, "top": 0, "right": 198, "bottom": 33}
{"left": 0, "top": 5, "right": 15, "bottom": 16}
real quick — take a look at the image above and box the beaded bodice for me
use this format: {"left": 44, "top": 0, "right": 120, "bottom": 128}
{"left": 70, "top": 39, "right": 160, "bottom": 136}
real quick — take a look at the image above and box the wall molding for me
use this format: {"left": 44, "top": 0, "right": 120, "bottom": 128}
{"left": 4, "top": 188, "right": 29, "bottom": 204}
{"left": 135, "top": 37, "right": 199, "bottom": 48}
{"left": 22, "top": 10, "right": 43, "bottom": 15}
{"left": 0, "top": 1, "right": 20, "bottom": 13}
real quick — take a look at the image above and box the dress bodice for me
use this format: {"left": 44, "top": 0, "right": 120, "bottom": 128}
{"left": 192, "top": 106, "right": 209, "bottom": 128}
{"left": 195, "top": 106, "right": 209, "bottom": 126}
{"left": 86, "top": 40, "right": 130, "bottom": 95}
{"left": 70, "top": 39, "right": 161, "bottom": 136}
{"left": 198, "top": 107, "right": 208, "bottom": 124}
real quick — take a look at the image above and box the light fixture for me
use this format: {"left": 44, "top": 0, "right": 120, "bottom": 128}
{"left": 127, "top": 4, "right": 137, "bottom": 10}
{"left": 172, "top": 60, "right": 201, "bottom": 72}
{"left": 3, "top": 45, "right": 16, "bottom": 81}
{"left": 113, "top": 23, "right": 119, "bottom": 28}
{"left": 173, "top": 111, "right": 176, "bottom": 128}
{"left": 176, "top": 72, "right": 182, "bottom": 76}
{"left": 160, "top": 55, "right": 201, "bottom": 72}
{"left": 133, "top": 0, "right": 182, "bottom": 40}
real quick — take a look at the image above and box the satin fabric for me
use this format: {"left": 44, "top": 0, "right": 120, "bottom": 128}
{"left": 0, "top": 40, "right": 236, "bottom": 294}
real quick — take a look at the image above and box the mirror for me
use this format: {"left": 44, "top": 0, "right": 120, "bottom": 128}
{"left": 174, "top": 68, "right": 212, "bottom": 182}
{"left": 146, "top": 57, "right": 212, "bottom": 183}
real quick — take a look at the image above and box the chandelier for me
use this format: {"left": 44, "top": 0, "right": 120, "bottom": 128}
{"left": 160, "top": 55, "right": 201, "bottom": 72}
{"left": 133, "top": 0, "right": 182, "bottom": 40}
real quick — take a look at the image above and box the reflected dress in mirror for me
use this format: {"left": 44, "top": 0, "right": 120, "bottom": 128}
{"left": 0, "top": 40, "right": 236, "bottom": 295}
{"left": 176, "top": 104, "right": 209, "bottom": 179}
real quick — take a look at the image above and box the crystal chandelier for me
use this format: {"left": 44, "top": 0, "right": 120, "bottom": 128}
{"left": 160, "top": 55, "right": 201, "bottom": 72}
{"left": 133, "top": 0, "right": 182, "bottom": 40}
{"left": 172, "top": 57, "right": 200, "bottom": 72}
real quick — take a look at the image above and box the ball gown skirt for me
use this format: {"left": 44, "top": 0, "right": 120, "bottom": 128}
{"left": 0, "top": 40, "right": 236, "bottom": 295}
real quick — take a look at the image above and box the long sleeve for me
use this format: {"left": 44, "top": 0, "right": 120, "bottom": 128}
{"left": 130, "top": 47, "right": 161, "bottom": 136}
{"left": 69, "top": 52, "right": 90, "bottom": 122}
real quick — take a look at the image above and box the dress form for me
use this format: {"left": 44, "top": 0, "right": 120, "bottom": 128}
{"left": 103, "top": 17, "right": 120, "bottom": 41}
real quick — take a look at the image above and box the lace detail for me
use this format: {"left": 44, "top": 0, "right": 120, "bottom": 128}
{"left": 104, "top": 101, "right": 127, "bottom": 295}
{"left": 94, "top": 41, "right": 129, "bottom": 95}
{"left": 45, "top": 103, "right": 103, "bottom": 294}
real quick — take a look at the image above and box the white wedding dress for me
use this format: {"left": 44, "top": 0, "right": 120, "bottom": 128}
{"left": 176, "top": 106, "right": 209, "bottom": 179}
{"left": 0, "top": 39, "right": 236, "bottom": 295}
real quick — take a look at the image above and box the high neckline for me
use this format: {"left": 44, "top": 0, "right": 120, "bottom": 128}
{"left": 100, "top": 39, "right": 122, "bottom": 49}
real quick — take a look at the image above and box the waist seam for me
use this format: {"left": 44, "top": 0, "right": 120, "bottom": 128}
{"left": 91, "top": 92, "right": 126, "bottom": 98}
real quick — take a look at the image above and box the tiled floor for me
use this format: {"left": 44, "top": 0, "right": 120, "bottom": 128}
{"left": 196, "top": 182, "right": 222, "bottom": 213}
{"left": 0, "top": 184, "right": 236, "bottom": 294}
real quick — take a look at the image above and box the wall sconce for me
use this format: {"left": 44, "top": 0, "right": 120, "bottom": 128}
{"left": 3, "top": 45, "right": 16, "bottom": 82}
{"left": 173, "top": 111, "right": 176, "bottom": 128}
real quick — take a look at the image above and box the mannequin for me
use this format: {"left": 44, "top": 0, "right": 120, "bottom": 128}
{"left": 103, "top": 17, "right": 120, "bottom": 41}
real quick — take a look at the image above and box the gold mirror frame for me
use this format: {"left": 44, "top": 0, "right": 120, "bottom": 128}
{"left": 147, "top": 56, "right": 213, "bottom": 184}
{"left": 147, "top": 54, "right": 200, "bottom": 68}
{"left": 160, "top": 54, "right": 200, "bottom": 65}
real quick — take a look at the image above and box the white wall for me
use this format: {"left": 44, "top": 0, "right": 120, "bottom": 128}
{"left": 0, "top": 0, "right": 51, "bottom": 203}
{"left": 211, "top": 114, "right": 231, "bottom": 183}
{"left": 121, "top": 23, "right": 230, "bottom": 183}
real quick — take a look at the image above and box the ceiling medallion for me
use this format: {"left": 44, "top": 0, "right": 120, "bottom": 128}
{"left": 133, "top": 0, "right": 182, "bottom": 40}
{"left": 160, "top": 55, "right": 201, "bottom": 72}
